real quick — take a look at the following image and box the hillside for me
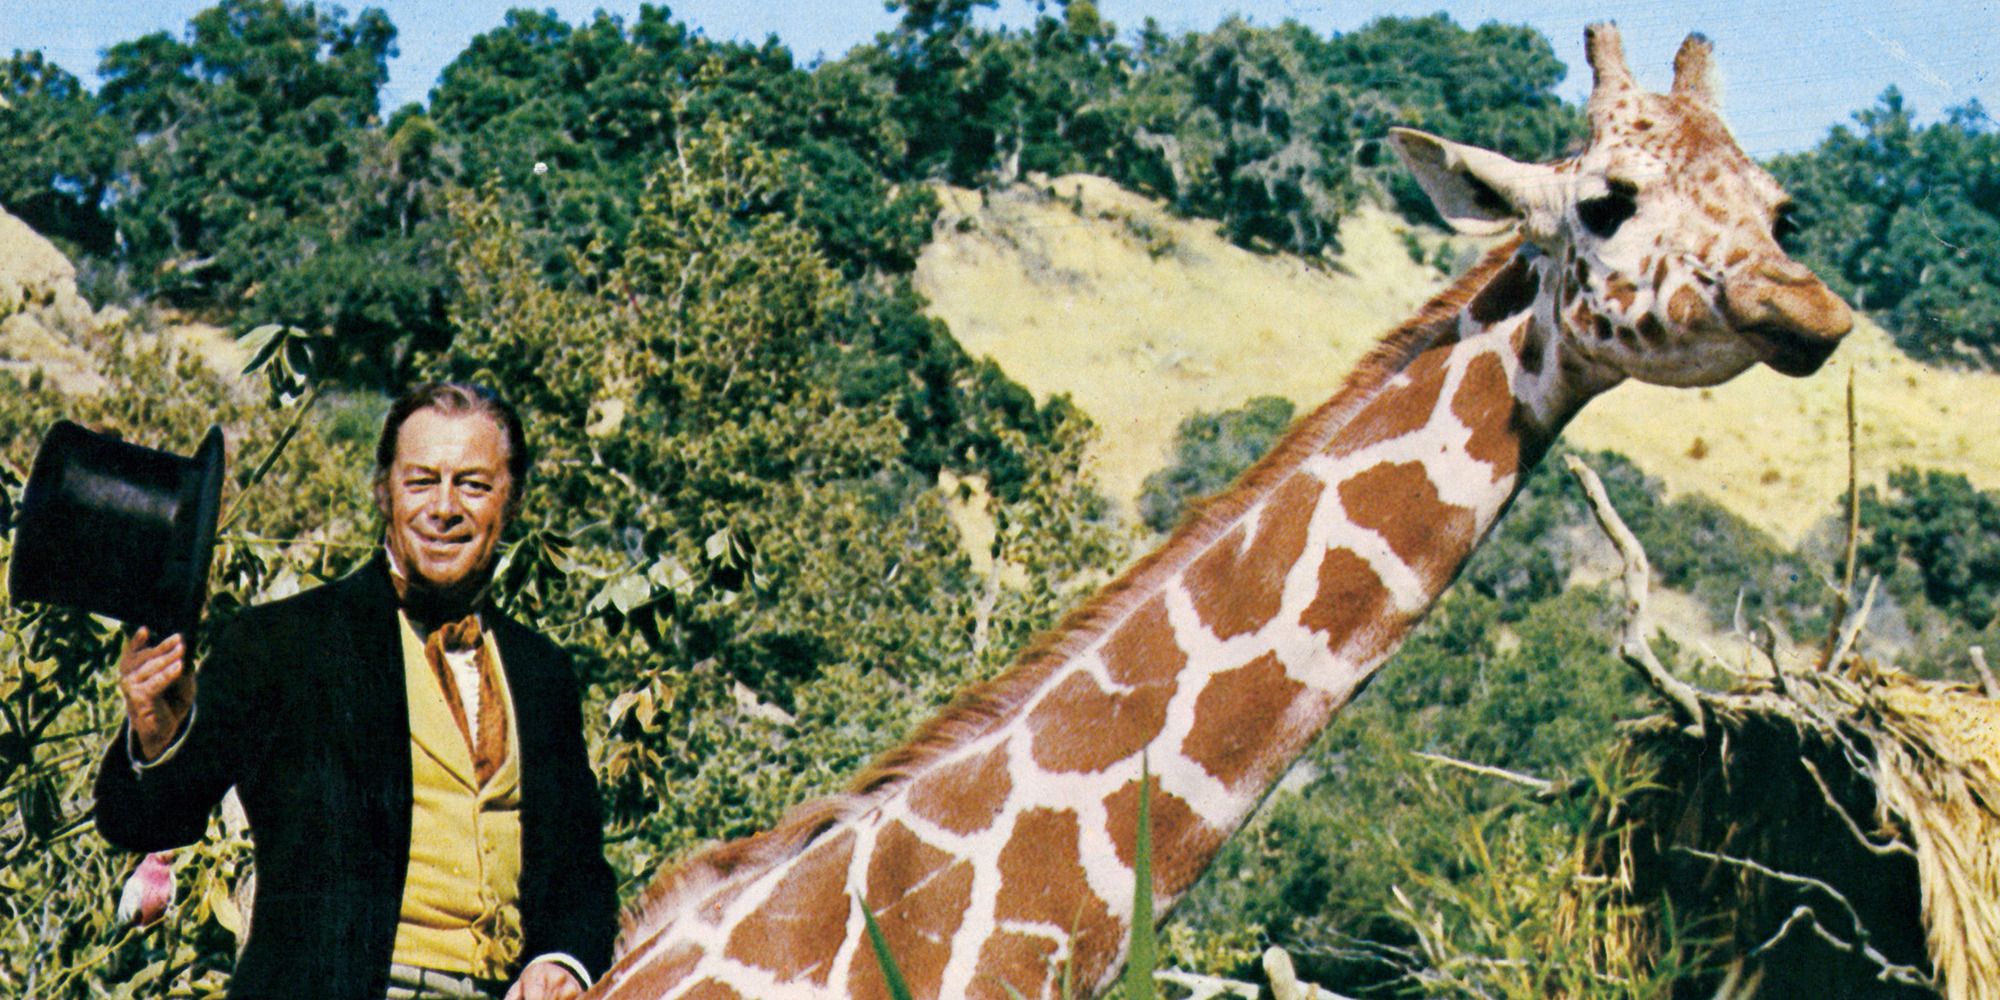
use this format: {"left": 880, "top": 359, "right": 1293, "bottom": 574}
{"left": 916, "top": 175, "right": 2000, "bottom": 548}
{"left": 0, "top": 206, "right": 254, "bottom": 395}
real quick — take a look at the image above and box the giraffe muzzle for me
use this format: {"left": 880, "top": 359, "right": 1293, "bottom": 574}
{"left": 1723, "top": 266, "right": 1853, "bottom": 377}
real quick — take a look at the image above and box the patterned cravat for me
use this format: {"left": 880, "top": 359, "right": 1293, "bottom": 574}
{"left": 422, "top": 614, "right": 509, "bottom": 786}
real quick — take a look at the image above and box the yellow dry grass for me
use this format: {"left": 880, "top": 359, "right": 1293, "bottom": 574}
{"left": 915, "top": 174, "right": 2000, "bottom": 547}
{"left": 917, "top": 176, "right": 1449, "bottom": 521}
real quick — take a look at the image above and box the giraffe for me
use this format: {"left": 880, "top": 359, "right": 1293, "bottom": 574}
{"left": 593, "top": 24, "right": 1851, "bottom": 1000}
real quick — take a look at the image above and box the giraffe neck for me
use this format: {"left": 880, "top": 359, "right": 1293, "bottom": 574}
{"left": 602, "top": 240, "right": 1608, "bottom": 1000}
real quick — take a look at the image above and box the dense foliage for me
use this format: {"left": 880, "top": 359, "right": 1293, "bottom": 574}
{"left": 1771, "top": 90, "right": 2000, "bottom": 369}
{"left": 0, "top": 315, "right": 376, "bottom": 995}
{"left": 3, "top": 3, "right": 1996, "bottom": 996}
{"left": 434, "top": 124, "right": 1127, "bottom": 875}
{"left": 1856, "top": 469, "right": 2000, "bottom": 673}
{"left": 0, "top": 122, "right": 1125, "bottom": 992}
{"left": 1, "top": 1, "right": 1587, "bottom": 381}
{"left": 1136, "top": 394, "right": 1295, "bottom": 533}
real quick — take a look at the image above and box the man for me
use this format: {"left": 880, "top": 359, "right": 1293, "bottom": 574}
{"left": 95, "top": 383, "right": 617, "bottom": 1000}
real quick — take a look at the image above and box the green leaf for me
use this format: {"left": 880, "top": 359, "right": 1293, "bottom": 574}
{"left": 858, "top": 894, "right": 915, "bottom": 1000}
{"left": 236, "top": 323, "right": 291, "bottom": 375}
{"left": 1124, "top": 757, "right": 1156, "bottom": 1000}
{"left": 603, "top": 573, "right": 651, "bottom": 615}
{"left": 208, "top": 879, "right": 242, "bottom": 935}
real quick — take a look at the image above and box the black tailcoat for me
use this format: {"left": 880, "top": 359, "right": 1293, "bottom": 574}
{"left": 94, "top": 555, "right": 617, "bottom": 998}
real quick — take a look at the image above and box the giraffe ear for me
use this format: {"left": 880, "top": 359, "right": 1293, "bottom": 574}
{"left": 1386, "top": 128, "right": 1555, "bottom": 236}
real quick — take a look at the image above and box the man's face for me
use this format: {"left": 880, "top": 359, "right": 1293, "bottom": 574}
{"left": 378, "top": 407, "right": 513, "bottom": 594}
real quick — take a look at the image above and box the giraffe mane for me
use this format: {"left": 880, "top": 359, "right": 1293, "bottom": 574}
{"left": 616, "top": 237, "right": 1529, "bottom": 953}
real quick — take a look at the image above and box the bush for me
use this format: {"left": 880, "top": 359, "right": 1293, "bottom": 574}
{"left": 1136, "top": 395, "right": 1295, "bottom": 534}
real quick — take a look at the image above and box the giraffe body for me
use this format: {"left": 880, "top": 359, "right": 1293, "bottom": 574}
{"left": 595, "top": 25, "right": 1850, "bottom": 1000}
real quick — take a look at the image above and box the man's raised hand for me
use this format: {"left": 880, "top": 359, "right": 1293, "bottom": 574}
{"left": 118, "top": 628, "right": 192, "bottom": 762}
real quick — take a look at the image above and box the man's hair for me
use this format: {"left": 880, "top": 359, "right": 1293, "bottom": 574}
{"left": 373, "top": 382, "right": 531, "bottom": 506}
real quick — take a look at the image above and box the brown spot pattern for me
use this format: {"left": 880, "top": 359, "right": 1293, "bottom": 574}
{"left": 1516, "top": 322, "right": 1547, "bottom": 376}
{"left": 850, "top": 853, "right": 975, "bottom": 999}
{"left": 1102, "top": 596, "right": 1185, "bottom": 688}
{"left": 1102, "top": 778, "right": 1217, "bottom": 897}
{"left": 1030, "top": 596, "right": 1184, "bottom": 772}
{"left": 723, "top": 829, "right": 857, "bottom": 985}
{"left": 1339, "top": 462, "right": 1476, "bottom": 591}
{"left": 864, "top": 821, "right": 955, "bottom": 910}
{"left": 1180, "top": 653, "right": 1306, "bottom": 791}
{"left": 908, "top": 746, "right": 1013, "bottom": 836}
{"left": 1331, "top": 346, "right": 1448, "bottom": 460}
{"left": 1454, "top": 353, "right": 1521, "bottom": 483}
{"left": 1185, "top": 474, "right": 1323, "bottom": 640}
{"left": 1668, "top": 285, "right": 1709, "bottom": 326}
{"left": 970, "top": 933, "right": 1060, "bottom": 1000}
{"left": 599, "top": 943, "right": 704, "bottom": 999}
{"left": 1299, "top": 546, "right": 1395, "bottom": 656}
{"left": 995, "top": 808, "right": 1120, "bottom": 967}
{"left": 1468, "top": 255, "right": 1540, "bottom": 324}
{"left": 679, "top": 980, "right": 746, "bottom": 1000}
{"left": 1604, "top": 274, "right": 1638, "bottom": 311}
{"left": 1028, "top": 674, "right": 1170, "bottom": 775}
{"left": 1567, "top": 301, "right": 1592, "bottom": 333}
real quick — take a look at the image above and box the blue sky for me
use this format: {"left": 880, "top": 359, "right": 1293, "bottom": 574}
{"left": 4, "top": 0, "right": 1995, "bottom": 158}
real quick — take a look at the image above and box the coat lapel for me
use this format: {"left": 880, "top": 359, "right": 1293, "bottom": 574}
{"left": 332, "top": 555, "right": 416, "bottom": 856}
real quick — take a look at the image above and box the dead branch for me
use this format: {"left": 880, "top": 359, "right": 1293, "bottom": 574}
{"left": 1972, "top": 646, "right": 1997, "bottom": 699}
{"left": 1821, "top": 371, "right": 1861, "bottom": 670}
{"left": 1676, "top": 847, "right": 1932, "bottom": 988}
{"left": 1563, "top": 455, "right": 1707, "bottom": 738}
{"left": 1797, "top": 756, "right": 1916, "bottom": 860}
{"left": 1825, "top": 575, "right": 1880, "bottom": 674}
{"left": 1757, "top": 905, "right": 1932, "bottom": 988}
{"left": 1412, "top": 751, "right": 1553, "bottom": 794}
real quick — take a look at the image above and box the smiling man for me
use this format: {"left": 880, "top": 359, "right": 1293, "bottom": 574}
{"left": 95, "top": 383, "right": 616, "bottom": 1000}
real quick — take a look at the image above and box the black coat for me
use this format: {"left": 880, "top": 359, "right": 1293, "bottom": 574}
{"left": 94, "top": 555, "right": 617, "bottom": 999}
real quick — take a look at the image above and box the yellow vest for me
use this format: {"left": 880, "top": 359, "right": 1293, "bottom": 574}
{"left": 390, "top": 613, "right": 525, "bottom": 978}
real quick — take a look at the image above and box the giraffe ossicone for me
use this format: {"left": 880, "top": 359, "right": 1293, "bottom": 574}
{"left": 595, "top": 23, "right": 1851, "bottom": 1000}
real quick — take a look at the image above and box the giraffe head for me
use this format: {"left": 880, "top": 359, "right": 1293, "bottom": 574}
{"left": 1387, "top": 23, "right": 1851, "bottom": 387}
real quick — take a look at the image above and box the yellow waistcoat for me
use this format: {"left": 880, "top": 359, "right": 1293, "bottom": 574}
{"left": 391, "top": 614, "right": 524, "bottom": 978}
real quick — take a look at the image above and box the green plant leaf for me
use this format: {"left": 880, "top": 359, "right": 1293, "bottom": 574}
{"left": 859, "top": 894, "right": 915, "bottom": 1000}
{"left": 1124, "top": 756, "right": 1156, "bottom": 1000}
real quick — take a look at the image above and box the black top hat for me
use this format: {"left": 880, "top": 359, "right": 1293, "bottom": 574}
{"left": 8, "top": 421, "right": 226, "bottom": 638}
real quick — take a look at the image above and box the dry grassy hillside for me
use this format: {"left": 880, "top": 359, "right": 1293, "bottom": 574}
{"left": 0, "top": 207, "right": 255, "bottom": 396}
{"left": 916, "top": 175, "right": 2000, "bottom": 547}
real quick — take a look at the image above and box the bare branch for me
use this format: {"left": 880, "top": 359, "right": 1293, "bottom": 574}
{"left": 1754, "top": 905, "right": 1931, "bottom": 988}
{"left": 1675, "top": 846, "right": 1930, "bottom": 986}
{"left": 1412, "top": 751, "right": 1553, "bottom": 794}
{"left": 1758, "top": 617, "right": 1788, "bottom": 697}
{"left": 1797, "top": 757, "right": 1916, "bottom": 859}
{"left": 1563, "top": 455, "right": 1707, "bottom": 738}
{"left": 1821, "top": 371, "right": 1862, "bottom": 670}
{"left": 1972, "top": 646, "right": 1998, "bottom": 699}
{"left": 1825, "top": 575, "right": 1880, "bottom": 673}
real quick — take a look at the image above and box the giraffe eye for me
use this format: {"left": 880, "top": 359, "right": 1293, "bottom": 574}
{"left": 1772, "top": 204, "right": 1799, "bottom": 244}
{"left": 1577, "top": 181, "right": 1639, "bottom": 238}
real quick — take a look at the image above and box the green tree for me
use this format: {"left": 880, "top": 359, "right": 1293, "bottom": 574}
{"left": 1136, "top": 394, "right": 1295, "bottom": 533}
{"left": 1771, "top": 91, "right": 2000, "bottom": 368}
{"left": 435, "top": 123, "right": 1125, "bottom": 879}
{"left": 0, "top": 52, "right": 124, "bottom": 256}
{"left": 1857, "top": 468, "right": 2000, "bottom": 632}
{"left": 94, "top": 0, "right": 425, "bottom": 381}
